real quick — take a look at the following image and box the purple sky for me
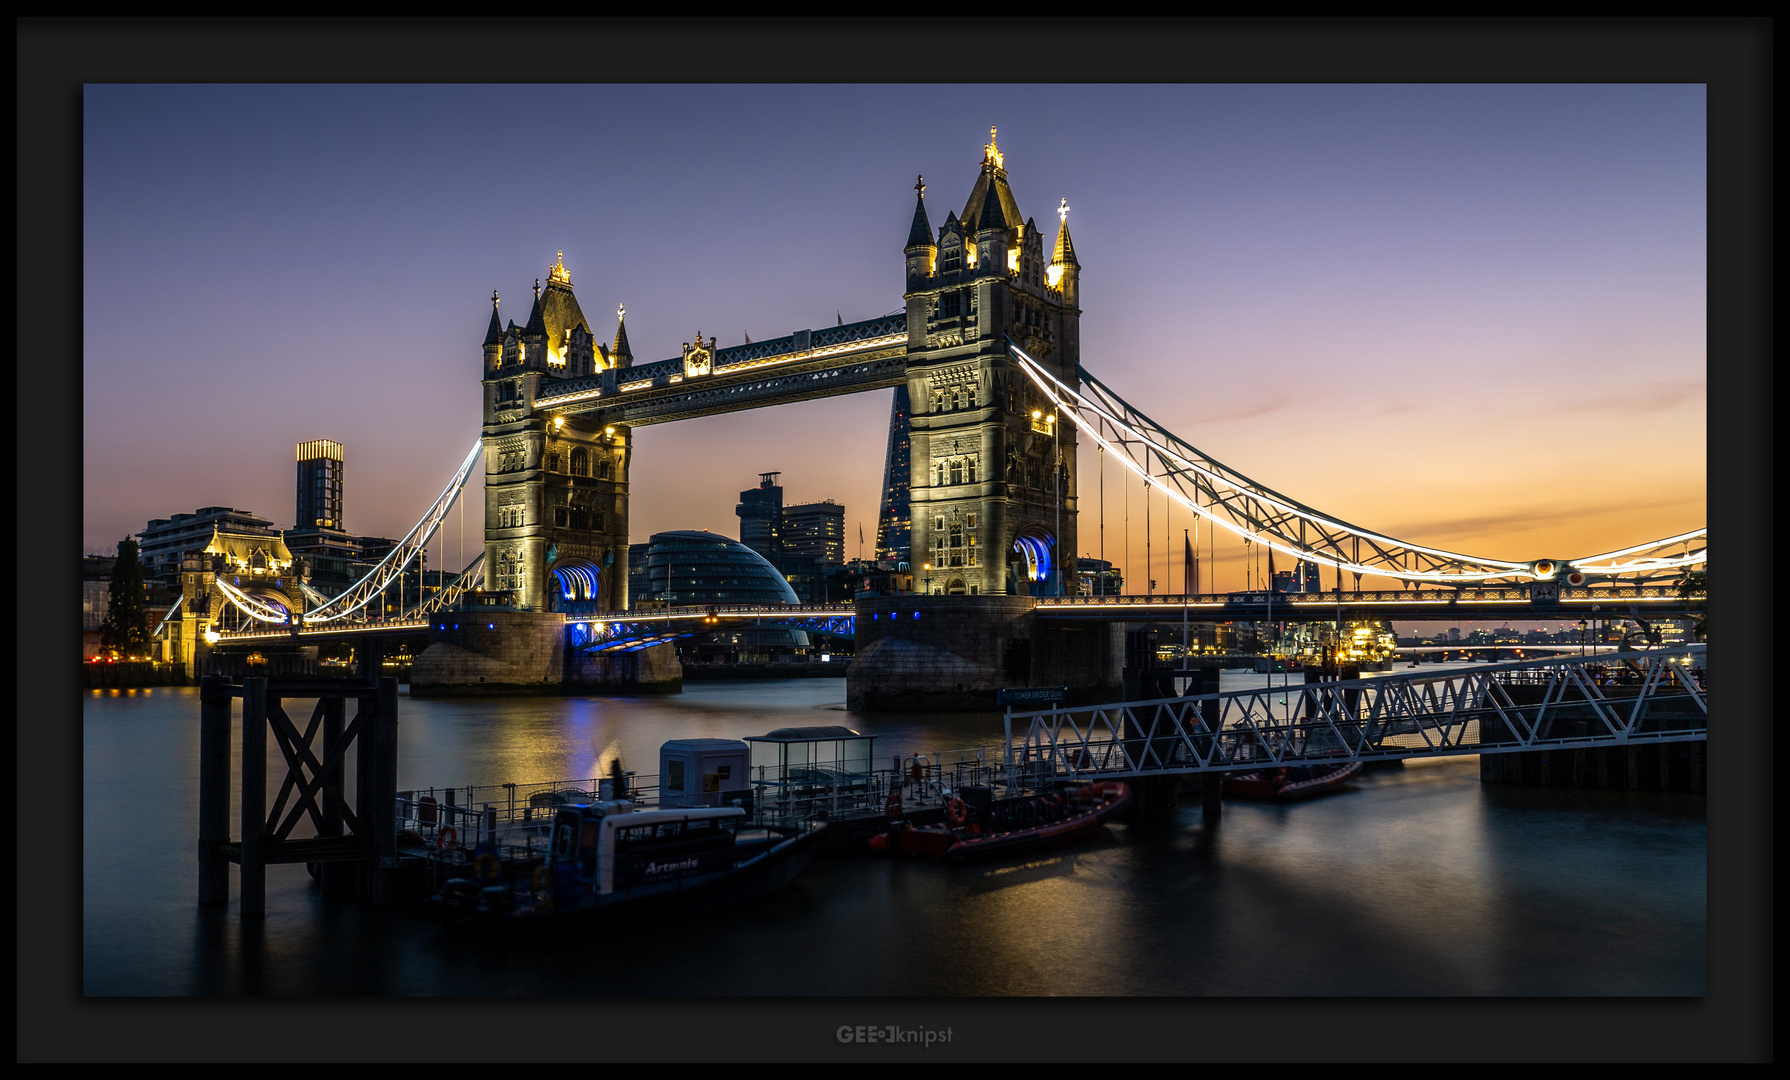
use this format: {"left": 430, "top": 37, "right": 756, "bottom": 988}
{"left": 83, "top": 84, "right": 1706, "bottom": 591}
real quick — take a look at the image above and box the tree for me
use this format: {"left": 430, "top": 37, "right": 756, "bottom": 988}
{"left": 1678, "top": 568, "right": 1707, "bottom": 642}
{"left": 100, "top": 537, "right": 150, "bottom": 657}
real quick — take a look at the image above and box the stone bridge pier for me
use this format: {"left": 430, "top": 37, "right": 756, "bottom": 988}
{"left": 847, "top": 595, "right": 1122, "bottom": 711}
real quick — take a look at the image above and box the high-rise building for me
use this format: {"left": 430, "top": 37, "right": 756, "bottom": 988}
{"left": 736, "top": 473, "right": 783, "bottom": 560}
{"left": 783, "top": 499, "right": 845, "bottom": 567}
{"left": 296, "top": 439, "right": 344, "bottom": 531}
{"left": 874, "top": 386, "right": 912, "bottom": 565}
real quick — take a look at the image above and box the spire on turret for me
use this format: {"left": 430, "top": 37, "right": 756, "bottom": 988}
{"left": 905, "top": 174, "right": 934, "bottom": 251}
{"left": 612, "top": 303, "right": 633, "bottom": 363}
{"left": 1050, "top": 197, "right": 1080, "bottom": 269}
{"left": 483, "top": 290, "right": 503, "bottom": 346}
{"left": 524, "top": 282, "right": 546, "bottom": 339}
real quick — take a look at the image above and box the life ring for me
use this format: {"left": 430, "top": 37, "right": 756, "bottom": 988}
{"left": 947, "top": 798, "right": 968, "bottom": 826}
{"left": 437, "top": 826, "right": 458, "bottom": 851}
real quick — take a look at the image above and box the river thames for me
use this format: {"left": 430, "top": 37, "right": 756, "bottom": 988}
{"left": 82, "top": 668, "right": 1705, "bottom": 1000}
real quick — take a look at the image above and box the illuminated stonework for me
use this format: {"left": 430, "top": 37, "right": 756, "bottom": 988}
{"left": 480, "top": 254, "right": 632, "bottom": 613}
{"left": 902, "top": 132, "right": 1082, "bottom": 596}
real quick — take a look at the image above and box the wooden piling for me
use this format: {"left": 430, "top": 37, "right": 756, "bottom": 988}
{"left": 240, "top": 676, "right": 268, "bottom": 917}
{"left": 319, "top": 695, "right": 352, "bottom": 896}
{"left": 198, "top": 676, "right": 232, "bottom": 904}
{"left": 370, "top": 677, "right": 400, "bottom": 904}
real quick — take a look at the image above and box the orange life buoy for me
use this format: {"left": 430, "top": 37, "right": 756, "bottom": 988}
{"left": 437, "top": 826, "right": 458, "bottom": 850}
{"left": 947, "top": 797, "right": 968, "bottom": 826}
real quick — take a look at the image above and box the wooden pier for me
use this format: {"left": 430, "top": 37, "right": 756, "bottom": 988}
{"left": 198, "top": 674, "right": 400, "bottom": 916}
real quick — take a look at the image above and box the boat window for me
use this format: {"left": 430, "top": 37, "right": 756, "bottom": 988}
{"left": 657, "top": 821, "right": 684, "bottom": 840}
{"left": 667, "top": 760, "right": 686, "bottom": 792}
{"left": 553, "top": 823, "right": 576, "bottom": 859}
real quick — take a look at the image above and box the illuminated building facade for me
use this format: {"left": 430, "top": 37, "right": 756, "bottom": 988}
{"left": 873, "top": 386, "right": 912, "bottom": 565}
{"left": 902, "top": 130, "right": 1082, "bottom": 596}
{"left": 296, "top": 439, "right": 344, "bottom": 530}
{"left": 481, "top": 254, "right": 633, "bottom": 613}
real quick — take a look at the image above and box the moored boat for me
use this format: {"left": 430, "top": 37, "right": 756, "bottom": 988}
{"left": 1223, "top": 760, "right": 1361, "bottom": 801}
{"left": 869, "top": 781, "right": 1132, "bottom": 861}
{"left": 429, "top": 800, "right": 820, "bottom": 932}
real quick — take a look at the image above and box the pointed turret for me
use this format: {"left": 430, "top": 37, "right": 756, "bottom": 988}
{"left": 524, "top": 280, "right": 547, "bottom": 339}
{"left": 482, "top": 290, "right": 505, "bottom": 374}
{"left": 1050, "top": 199, "right": 1079, "bottom": 269}
{"left": 905, "top": 175, "right": 934, "bottom": 251}
{"left": 1049, "top": 197, "right": 1081, "bottom": 309}
{"left": 611, "top": 304, "right": 633, "bottom": 367}
{"left": 483, "top": 291, "right": 503, "bottom": 346}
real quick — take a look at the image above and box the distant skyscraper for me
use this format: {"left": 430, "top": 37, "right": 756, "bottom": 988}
{"left": 783, "top": 499, "right": 845, "bottom": 567}
{"left": 874, "top": 386, "right": 912, "bottom": 565}
{"left": 296, "top": 439, "right": 344, "bottom": 531}
{"left": 736, "top": 472, "right": 784, "bottom": 560}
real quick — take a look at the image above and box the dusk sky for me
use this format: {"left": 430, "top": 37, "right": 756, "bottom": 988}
{"left": 83, "top": 84, "right": 1706, "bottom": 592}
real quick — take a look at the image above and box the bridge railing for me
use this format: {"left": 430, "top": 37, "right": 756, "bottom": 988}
{"left": 1002, "top": 646, "right": 1707, "bottom": 780}
{"left": 1036, "top": 584, "right": 1706, "bottom": 608}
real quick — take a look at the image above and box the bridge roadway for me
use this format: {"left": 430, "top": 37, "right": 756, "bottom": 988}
{"left": 211, "top": 582, "right": 1699, "bottom": 648}
{"left": 532, "top": 315, "right": 909, "bottom": 426}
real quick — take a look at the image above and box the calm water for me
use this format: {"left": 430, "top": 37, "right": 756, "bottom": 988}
{"left": 82, "top": 671, "right": 1705, "bottom": 996}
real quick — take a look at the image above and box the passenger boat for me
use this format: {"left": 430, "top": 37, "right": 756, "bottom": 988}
{"left": 1223, "top": 760, "right": 1362, "bottom": 801}
{"left": 429, "top": 800, "right": 820, "bottom": 931}
{"left": 869, "top": 781, "right": 1132, "bottom": 861}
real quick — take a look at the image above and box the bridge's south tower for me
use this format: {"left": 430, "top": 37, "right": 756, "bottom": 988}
{"left": 902, "top": 131, "right": 1082, "bottom": 596}
{"left": 480, "top": 254, "right": 632, "bottom": 614}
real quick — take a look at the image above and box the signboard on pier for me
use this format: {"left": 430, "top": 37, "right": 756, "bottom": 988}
{"left": 998, "top": 685, "right": 1066, "bottom": 707}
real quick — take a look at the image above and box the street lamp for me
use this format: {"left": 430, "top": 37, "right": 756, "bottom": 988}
{"left": 1577, "top": 619, "right": 1588, "bottom": 657}
{"left": 923, "top": 562, "right": 933, "bottom": 595}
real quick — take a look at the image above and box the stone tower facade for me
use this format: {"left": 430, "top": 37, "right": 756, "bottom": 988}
{"left": 902, "top": 131, "right": 1083, "bottom": 596}
{"left": 481, "top": 254, "right": 632, "bottom": 614}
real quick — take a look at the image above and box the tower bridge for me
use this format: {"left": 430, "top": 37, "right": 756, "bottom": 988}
{"left": 194, "top": 129, "right": 1707, "bottom": 706}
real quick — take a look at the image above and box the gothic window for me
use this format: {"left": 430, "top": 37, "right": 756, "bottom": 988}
{"left": 546, "top": 453, "right": 562, "bottom": 473}
{"left": 554, "top": 507, "right": 569, "bottom": 527}
{"left": 965, "top": 385, "right": 977, "bottom": 409}
{"left": 950, "top": 459, "right": 964, "bottom": 486}
{"left": 571, "top": 448, "right": 588, "bottom": 476}
{"left": 591, "top": 511, "right": 604, "bottom": 532}
{"left": 941, "top": 247, "right": 962, "bottom": 275}
{"left": 967, "top": 456, "right": 978, "bottom": 483}
{"left": 941, "top": 290, "right": 963, "bottom": 318}
{"left": 571, "top": 509, "right": 588, "bottom": 530}
{"left": 598, "top": 460, "right": 612, "bottom": 480}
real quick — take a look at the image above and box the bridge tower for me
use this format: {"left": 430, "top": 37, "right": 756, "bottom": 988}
{"left": 480, "top": 254, "right": 632, "bottom": 614}
{"left": 902, "top": 130, "right": 1082, "bottom": 596}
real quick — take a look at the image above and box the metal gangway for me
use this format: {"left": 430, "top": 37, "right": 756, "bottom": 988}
{"left": 1002, "top": 645, "right": 1707, "bottom": 780}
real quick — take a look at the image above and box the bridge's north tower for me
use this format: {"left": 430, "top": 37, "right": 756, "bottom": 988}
{"left": 902, "top": 130, "right": 1083, "bottom": 596}
{"left": 480, "top": 254, "right": 633, "bottom": 614}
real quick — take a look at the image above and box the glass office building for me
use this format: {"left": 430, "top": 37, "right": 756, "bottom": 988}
{"left": 639, "top": 531, "right": 801, "bottom": 607}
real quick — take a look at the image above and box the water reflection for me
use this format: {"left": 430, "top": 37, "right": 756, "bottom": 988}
{"left": 83, "top": 679, "right": 1704, "bottom": 996}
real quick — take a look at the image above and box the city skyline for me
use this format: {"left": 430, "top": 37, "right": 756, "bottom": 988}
{"left": 83, "top": 84, "right": 1707, "bottom": 593}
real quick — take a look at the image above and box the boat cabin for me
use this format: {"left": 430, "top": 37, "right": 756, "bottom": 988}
{"left": 659, "top": 738, "right": 751, "bottom": 808}
{"left": 550, "top": 803, "right": 749, "bottom": 897}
